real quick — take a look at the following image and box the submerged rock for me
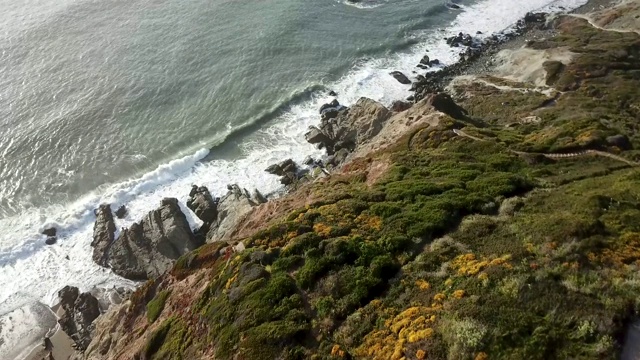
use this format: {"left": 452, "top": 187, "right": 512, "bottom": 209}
{"left": 43, "top": 227, "right": 57, "bottom": 245}
{"left": 389, "top": 71, "right": 412, "bottom": 85}
{"left": 114, "top": 205, "right": 127, "bottom": 219}
{"left": 42, "top": 227, "right": 57, "bottom": 237}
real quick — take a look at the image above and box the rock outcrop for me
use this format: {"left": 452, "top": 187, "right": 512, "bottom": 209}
{"left": 206, "top": 185, "right": 262, "bottom": 243}
{"left": 107, "top": 198, "right": 200, "bottom": 280}
{"left": 304, "top": 97, "right": 392, "bottom": 165}
{"left": 265, "top": 159, "right": 307, "bottom": 186}
{"left": 187, "top": 185, "right": 219, "bottom": 226}
{"left": 57, "top": 286, "right": 101, "bottom": 351}
{"left": 91, "top": 205, "right": 116, "bottom": 267}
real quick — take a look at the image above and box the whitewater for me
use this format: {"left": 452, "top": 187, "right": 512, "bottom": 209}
{"left": 0, "top": 0, "right": 589, "bottom": 358}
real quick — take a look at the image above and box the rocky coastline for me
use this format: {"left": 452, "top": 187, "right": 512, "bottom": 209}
{"left": 29, "top": 0, "right": 640, "bottom": 358}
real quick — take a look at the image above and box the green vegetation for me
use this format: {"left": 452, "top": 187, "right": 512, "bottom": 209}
{"left": 128, "top": 15, "right": 640, "bottom": 360}
{"left": 146, "top": 290, "right": 170, "bottom": 323}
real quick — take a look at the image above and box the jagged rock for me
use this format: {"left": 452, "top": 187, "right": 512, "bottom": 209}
{"left": 45, "top": 237, "right": 57, "bottom": 245}
{"left": 265, "top": 163, "right": 281, "bottom": 175}
{"left": 280, "top": 172, "right": 298, "bottom": 186}
{"left": 606, "top": 134, "right": 632, "bottom": 150}
{"left": 446, "top": 32, "right": 474, "bottom": 47}
{"left": 419, "top": 55, "right": 430, "bottom": 66}
{"left": 57, "top": 286, "right": 100, "bottom": 351}
{"left": 305, "top": 126, "right": 334, "bottom": 149}
{"left": 91, "top": 204, "right": 116, "bottom": 267}
{"left": 389, "top": 71, "right": 411, "bottom": 85}
{"left": 59, "top": 286, "right": 80, "bottom": 312}
{"left": 265, "top": 159, "right": 297, "bottom": 177}
{"left": 321, "top": 108, "right": 341, "bottom": 120}
{"left": 114, "top": 205, "right": 127, "bottom": 219}
{"left": 187, "top": 186, "right": 218, "bottom": 225}
{"left": 252, "top": 189, "right": 268, "bottom": 204}
{"left": 524, "top": 12, "right": 547, "bottom": 25}
{"left": 303, "top": 156, "right": 315, "bottom": 166}
{"left": 328, "top": 90, "right": 337, "bottom": 96}
{"left": 108, "top": 198, "right": 200, "bottom": 280}
{"left": 319, "top": 99, "right": 340, "bottom": 114}
{"left": 391, "top": 100, "right": 412, "bottom": 112}
{"left": 334, "top": 97, "right": 391, "bottom": 147}
{"left": 206, "top": 188, "right": 257, "bottom": 243}
{"left": 72, "top": 293, "right": 101, "bottom": 350}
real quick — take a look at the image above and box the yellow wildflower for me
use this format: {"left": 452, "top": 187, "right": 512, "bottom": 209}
{"left": 415, "top": 280, "right": 431, "bottom": 291}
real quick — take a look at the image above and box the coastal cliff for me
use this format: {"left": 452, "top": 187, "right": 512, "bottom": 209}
{"left": 48, "top": 1, "right": 640, "bottom": 359}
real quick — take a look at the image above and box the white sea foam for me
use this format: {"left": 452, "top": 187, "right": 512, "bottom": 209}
{"left": 0, "top": 0, "right": 589, "bottom": 358}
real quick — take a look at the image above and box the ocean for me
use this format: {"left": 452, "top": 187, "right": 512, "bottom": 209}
{"left": 0, "top": 0, "right": 588, "bottom": 358}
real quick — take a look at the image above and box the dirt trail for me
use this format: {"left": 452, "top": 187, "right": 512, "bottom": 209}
{"left": 453, "top": 129, "right": 639, "bottom": 167}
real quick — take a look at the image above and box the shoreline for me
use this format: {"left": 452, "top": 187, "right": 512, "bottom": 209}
{"left": 9, "top": 0, "right": 626, "bottom": 359}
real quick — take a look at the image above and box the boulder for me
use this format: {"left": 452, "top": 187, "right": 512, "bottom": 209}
{"left": 389, "top": 71, "right": 412, "bottom": 85}
{"left": 114, "top": 205, "right": 127, "bottom": 219}
{"left": 305, "top": 126, "right": 333, "bottom": 148}
{"left": 321, "top": 108, "right": 341, "bottom": 120}
{"left": 606, "top": 134, "right": 632, "bottom": 150}
{"left": 328, "top": 90, "right": 337, "bottom": 97}
{"left": 319, "top": 99, "right": 340, "bottom": 114}
{"left": 187, "top": 186, "right": 218, "bottom": 225}
{"left": 43, "top": 227, "right": 57, "bottom": 245}
{"left": 419, "top": 55, "right": 431, "bottom": 66}
{"left": 91, "top": 204, "right": 116, "bottom": 267}
{"left": 446, "top": 32, "right": 474, "bottom": 47}
{"left": 108, "top": 198, "right": 200, "bottom": 280}
{"left": 42, "top": 227, "right": 57, "bottom": 237}
{"left": 265, "top": 159, "right": 298, "bottom": 177}
{"left": 57, "top": 286, "right": 101, "bottom": 350}
{"left": 524, "top": 12, "right": 547, "bottom": 25}
{"left": 303, "top": 156, "right": 315, "bottom": 166}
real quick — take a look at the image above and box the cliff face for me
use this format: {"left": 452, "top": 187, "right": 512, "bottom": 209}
{"left": 80, "top": 3, "right": 640, "bottom": 359}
